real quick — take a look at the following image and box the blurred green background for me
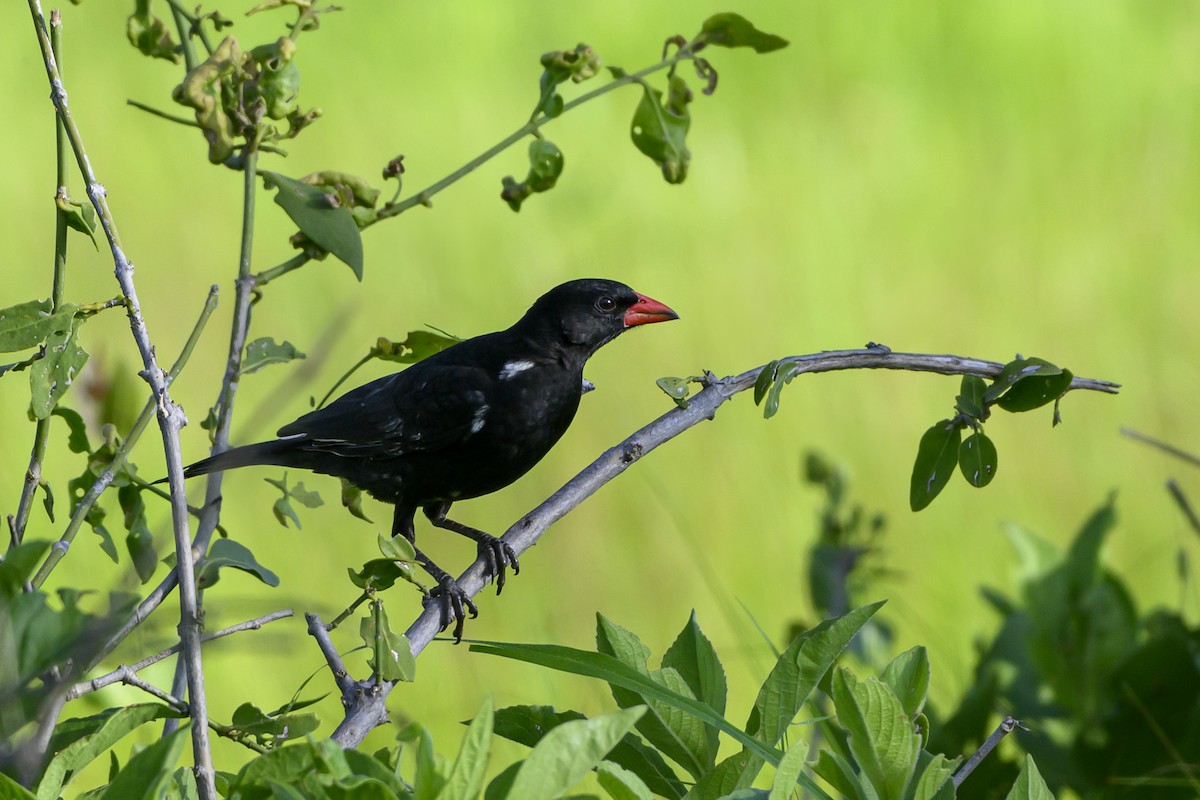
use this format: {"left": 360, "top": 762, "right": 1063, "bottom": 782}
{"left": 3, "top": 0, "right": 1199, "bottom": 778}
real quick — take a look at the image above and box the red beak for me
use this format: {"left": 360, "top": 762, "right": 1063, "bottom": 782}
{"left": 624, "top": 292, "right": 679, "bottom": 327}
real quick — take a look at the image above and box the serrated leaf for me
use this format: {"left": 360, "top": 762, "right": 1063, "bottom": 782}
{"left": 197, "top": 538, "right": 280, "bottom": 588}
{"left": 909, "top": 751, "right": 959, "bottom": 800}
{"left": 909, "top": 420, "right": 962, "bottom": 511}
{"left": 630, "top": 83, "right": 690, "bottom": 184}
{"left": 30, "top": 317, "right": 88, "bottom": 419}
{"left": 242, "top": 337, "right": 306, "bottom": 375}
{"left": 879, "top": 646, "right": 930, "bottom": 719}
{"left": 662, "top": 611, "right": 726, "bottom": 765}
{"left": 697, "top": 13, "right": 790, "bottom": 53}
{"left": 0, "top": 300, "right": 76, "bottom": 353}
{"left": 832, "top": 669, "right": 920, "bottom": 800}
{"left": 507, "top": 708, "right": 646, "bottom": 800}
{"left": 959, "top": 431, "right": 998, "bottom": 488}
{"left": 262, "top": 170, "right": 364, "bottom": 279}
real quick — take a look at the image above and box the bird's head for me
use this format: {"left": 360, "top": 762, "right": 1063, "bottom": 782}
{"left": 517, "top": 278, "right": 679, "bottom": 357}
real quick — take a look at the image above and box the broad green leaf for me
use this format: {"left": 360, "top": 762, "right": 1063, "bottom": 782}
{"left": 492, "top": 706, "right": 686, "bottom": 799}
{"left": 360, "top": 601, "right": 415, "bottom": 682}
{"left": 242, "top": 337, "right": 306, "bottom": 375}
{"left": 997, "top": 369, "right": 1073, "bottom": 413}
{"left": 831, "top": 669, "right": 920, "bottom": 800}
{"left": 697, "top": 13, "right": 790, "bottom": 53}
{"left": 1004, "top": 755, "right": 1054, "bottom": 800}
{"left": 262, "top": 170, "right": 364, "bottom": 279}
{"left": 440, "top": 696, "right": 493, "bottom": 800}
{"left": 907, "top": 751, "right": 959, "bottom": 800}
{"left": 507, "top": 708, "right": 645, "bottom": 800}
{"left": 38, "top": 704, "right": 181, "bottom": 800}
{"left": 119, "top": 485, "right": 157, "bottom": 584}
{"left": 228, "top": 743, "right": 320, "bottom": 793}
{"left": 378, "top": 531, "right": 416, "bottom": 563}
{"left": 197, "top": 538, "right": 280, "bottom": 588}
{"left": 958, "top": 431, "right": 998, "bottom": 488}
{"left": 469, "top": 641, "right": 785, "bottom": 768}
{"left": 0, "top": 772, "right": 36, "bottom": 799}
{"left": 909, "top": 420, "right": 962, "bottom": 511}
{"left": 879, "top": 646, "right": 930, "bottom": 719}
{"left": 348, "top": 558, "right": 414, "bottom": 592}
{"left": 753, "top": 361, "right": 778, "bottom": 405}
{"left": 97, "top": 724, "right": 190, "bottom": 800}
{"left": 630, "top": 82, "right": 690, "bottom": 184}
{"left": 0, "top": 300, "right": 75, "bottom": 353}
{"left": 983, "top": 358, "right": 1062, "bottom": 405}
{"left": 597, "top": 761, "right": 653, "bottom": 800}
{"left": 30, "top": 317, "right": 88, "bottom": 418}
{"left": 662, "top": 611, "right": 727, "bottom": 764}
{"left": 768, "top": 736, "right": 811, "bottom": 800}
{"left": 746, "top": 602, "right": 885, "bottom": 747}
{"left": 684, "top": 751, "right": 755, "bottom": 800}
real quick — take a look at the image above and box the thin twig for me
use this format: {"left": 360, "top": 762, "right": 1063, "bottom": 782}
{"left": 33, "top": 286, "right": 219, "bottom": 589}
{"left": 127, "top": 98, "right": 202, "bottom": 128}
{"left": 328, "top": 349, "right": 1119, "bottom": 745}
{"left": 26, "top": 4, "right": 215, "bottom": 793}
{"left": 69, "top": 610, "right": 293, "bottom": 700}
{"left": 1121, "top": 427, "right": 1200, "bottom": 469}
{"left": 953, "top": 716, "right": 1021, "bottom": 787}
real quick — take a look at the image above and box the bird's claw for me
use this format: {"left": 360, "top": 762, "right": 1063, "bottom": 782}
{"left": 425, "top": 576, "right": 478, "bottom": 643}
{"left": 477, "top": 536, "right": 520, "bottom": 595}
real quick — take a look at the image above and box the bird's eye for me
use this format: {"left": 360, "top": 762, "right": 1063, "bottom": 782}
{"left": 596, "top": 296, "right": 617, "bottom": 313}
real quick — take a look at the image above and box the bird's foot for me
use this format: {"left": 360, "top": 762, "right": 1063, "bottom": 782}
{"left": 424, "top": 575, "right": 478, "bottom": 643}
{"left": 476, "top": 534, "right": 520, "bottom": 594}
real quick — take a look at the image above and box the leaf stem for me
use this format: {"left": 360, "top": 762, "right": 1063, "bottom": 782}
{"left": 127, "top": 98, "right": 202, "bottom": 128}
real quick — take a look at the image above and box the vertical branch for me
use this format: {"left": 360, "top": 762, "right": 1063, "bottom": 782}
{"left": 25, "top": 3, "right": 215, "bottom": 796}
{"left": 9, "top": 11, "right": 70, "bottom": 549}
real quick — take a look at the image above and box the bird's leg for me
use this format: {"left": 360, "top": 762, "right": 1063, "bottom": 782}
{"left": 423, "top": 502, "right": 520, "bottom": 594}
{"left": 392, "top": 505, "right": 477, "bottom": 642}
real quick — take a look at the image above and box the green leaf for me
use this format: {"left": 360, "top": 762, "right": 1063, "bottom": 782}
{"left": 753, "top": 361, "right": 778, "bottom": 406}
{"left": 242, "top": 337, "right": 306, "bottom": 375}
{"left": 697, "top": 13, "right": 790, "bottom": 53}
{"left": 831, "top": 669, "right": 920, "bottom": 800}
{"left": 983, "top": 357, "right": 1063, "bottom": 405}
{"left": 597, "top": 761, "right": 653, "bottom": 800}
{"left": 228, "top": 702, "right": 319, "bottom": 747}
{"left": 534, "top": 44, "right": 600, "bottom": 118}
{"left": 440, "top": 697, "right": 493, "bottom": 800}
{"left": 1004, "top": 755, "right": 1054, "bottom": 800}
{"left": 30, "top": 317, "right": 89, "bottom": 419}
{"left": 0, "top": 771, "right": 37, "bottom": 799}
{"left": 997, "top": 368, "right": 1074, "bottom": 413}
{"left": 492, "top": 706, "right": 685, "bottom": 799}
{"left": 197, "top": 538, "right": 280, "bottom": 588}
{"left": 266, "top": 473, "right": 323, "bottom": 529}
{"left": 119, "top": 485, "right": 158, "bottom": 584}
{"left": 661, "top": 611, "right": 727, "bottom": 765}
{"left": 125, "top": 8, "right": 181, "bottom": 64}
{"left": 378, "top": 531, "right": 416, "bottom": 563}
{"left": 39, "top": 704, "right": 182, "bottom": 800}
{"left": 507, "top": 708, "right": 646, "bottom": 800}
{"left": 341, "top": 479, "right": 373, "bottom": 523}
{"left": 763, "top": 362, "right": 800, "bottom": 419}
{"left": 370, "top": 330, "right": 460, "bottom": 364}
{"left": 0, "top": 540, "right": 51, "bottom": 596}
{"left": 656, "top": 376, "right": 692, "bottom": 408}
{"left": 97, "top": 724, "right": 190, "bottom": 800}
{"left": 348, "top": 558, "right": 415, "bottom": 592}
{"left": 360, "top": 601, "right": 415, "bottom": 682}
{"left": 53, "top": 407, "right": 91, "bottom": 453}
{"left": 909, "top": 419, "right": 962, "bottom": 511}
{"left": 908, "top": 752, "right": 959, "bottom": 800}
{"left": 528, "top": 139, "right": 565, "bottom": 190}
{"left": 630, "top": 81, "right": 691, "bottom": 184}
{"left": 959, "top": 431, "right": 998, "bottom": 488}
{"left": 56, "top": 196, "right": 101, "bottom": 249}
{"left": 812, "top": 750, "right": 868, "bottom": 800}
{"left": 879, "top": 646, "right": 930, "bottom": 720}
{"left": 955, "top": 375, "right": 987, "bottom": 419}
{"left": 0, "top": 300, "right": 75, "bottom": 353}
{"left": 768, "top": 735, "right": 812, "bottom": 800}
{"left": 469, "top": 640, "right": 785, "bottom": 768}
{"left": 262, "top": 170, "right": 364, "bottom": 279}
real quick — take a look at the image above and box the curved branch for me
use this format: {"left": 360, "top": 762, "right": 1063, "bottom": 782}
{"left": 328, "top": 347, "right": 1119, "bottom": 745}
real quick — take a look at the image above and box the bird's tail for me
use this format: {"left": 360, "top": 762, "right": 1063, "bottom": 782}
{"left": 156, "top": 439, "right": 301, "bottom": 484}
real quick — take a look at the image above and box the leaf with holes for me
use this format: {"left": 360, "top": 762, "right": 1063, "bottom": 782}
{"left": 959, "top": 431, "right": 998, "bottom": 488}
{"left": 630, "top": 81, "right": 691, "bottom": 184}
{"left": 909, "top": 420, "right": 962, "bottom": 511}
{"left": 0, "top": 300, "right": 76, "bottom": 353}
{"left": 30, "top": 317, "right": 88, "bottom": 418}
{"left": 242, "top": 337, "right": 305, "bottom": 375}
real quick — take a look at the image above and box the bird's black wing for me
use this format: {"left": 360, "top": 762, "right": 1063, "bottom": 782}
{"left": 277, "top": 363, "right": 493, "bottom": 458}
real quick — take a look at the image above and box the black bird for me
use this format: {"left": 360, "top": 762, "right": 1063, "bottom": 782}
{"left": 177, "top": 279, "right": 678, "bottom": 638}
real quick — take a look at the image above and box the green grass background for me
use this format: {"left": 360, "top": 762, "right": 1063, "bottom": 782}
{"left": 3, "top": 0, "right": 1198, "bottom": 783}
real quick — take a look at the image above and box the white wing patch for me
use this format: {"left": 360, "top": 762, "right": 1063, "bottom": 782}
{"left": 470, "top": 403, "right": 490, "bottom": 434}
{"left": 499, "top": 360, "right": 536, "bottom": 380}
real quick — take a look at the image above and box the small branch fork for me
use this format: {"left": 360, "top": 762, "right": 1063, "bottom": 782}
{"left": 322, "top": 348, "right": 1119, "bottom": 746}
